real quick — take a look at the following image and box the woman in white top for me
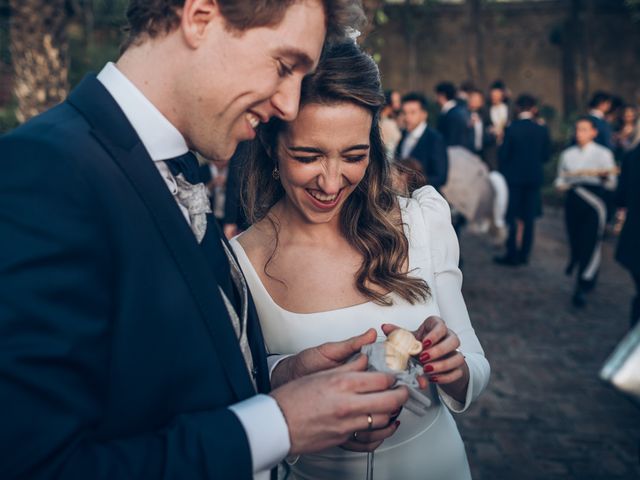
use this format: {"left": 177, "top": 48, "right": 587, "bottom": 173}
{"left": 231, "top": 41, "right": 490, "bottom": 480}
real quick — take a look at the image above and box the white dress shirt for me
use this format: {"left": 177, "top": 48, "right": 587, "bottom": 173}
{"left": 440, "top": 99, "right": 456, "bottom": 115}
{"left": 555, "top": 141, "right": 617, "bottom": 191}
{"left": 400, "top": 121, "right": 427, "bottom": 159}
{"left": 470, "top": 111, "right": 483, "bottom": 151}
{"left": 490, "top": 103, "right": 509, "bottom": 132}
{"left": 97, "top": 62, "right": 290, "bottom": 479}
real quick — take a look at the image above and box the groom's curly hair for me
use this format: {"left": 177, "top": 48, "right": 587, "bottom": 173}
{"left": 120, "top": 0, "right": 365, "bottom": 53}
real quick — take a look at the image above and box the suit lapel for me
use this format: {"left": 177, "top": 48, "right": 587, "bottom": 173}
{"left": 411, "top": 128, "right": 429, "bottom": 158}
{"left": 216, "top": 221, "right": 270, "bottom": 392}
{"left": 67, "top": 75, "right": 257, "bottom": 400}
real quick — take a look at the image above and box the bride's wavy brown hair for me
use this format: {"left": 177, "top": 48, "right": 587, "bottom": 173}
{"left": 242, "top": 41, "right": 430, "bottom": 305}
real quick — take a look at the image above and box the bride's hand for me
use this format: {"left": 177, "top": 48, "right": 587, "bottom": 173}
{"left": 271, "top": 328, "right": 377, "bottom": 388}
{"left": 382, "top": 317, "right": 469, "bottom": 402}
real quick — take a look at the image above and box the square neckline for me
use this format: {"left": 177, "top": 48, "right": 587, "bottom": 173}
{"left": 229, "top": 197, "right": 416, "bottom": 316}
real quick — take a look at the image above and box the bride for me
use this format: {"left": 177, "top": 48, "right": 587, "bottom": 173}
{"left": 230, "top": 40, "right": 490, "bottom": 479}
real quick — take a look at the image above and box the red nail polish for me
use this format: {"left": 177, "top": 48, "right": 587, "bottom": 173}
{"left": 429, "top": 376, "right": 439, "bottom": 383}
{"left": 423, "top": 339, "right": 432, "bottom": 348}
{"left": 424, "top": 364, "right": 434, "bottom": 373}
{"left": 419, "top": 352, "right": 430, "bottom": 362}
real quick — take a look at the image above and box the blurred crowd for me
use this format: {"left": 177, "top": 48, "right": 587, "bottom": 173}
{"left": 199, "top": 80, "right": 640, "bottom": 328}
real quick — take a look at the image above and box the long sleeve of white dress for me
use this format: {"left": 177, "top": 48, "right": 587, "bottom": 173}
{"left": 413, "top": 186, "right": 491, "bottom": 413}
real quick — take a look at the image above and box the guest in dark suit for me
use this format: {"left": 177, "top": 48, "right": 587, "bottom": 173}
{"left": 467, "top": 88, "right": 496, "bottom": 165}
{"left": 0, "top": 2, "right": 408, "bottom": 479}
{"left": 396, "top": 92, "right": 449, "bottom": 190}
{"left": 588, "top": 91, "right": 614, "bottom": 151}
{"left": 495, "top": 94, "right": 551, "bottom": 266}
{"left": 615, "top": 144, "right": 640, "bottom": 327}
{"left": 434, "top": 82, "right": 472, "bottom": 150}
{"left": 456, "top": 80, "right": 476, "bottom": 108}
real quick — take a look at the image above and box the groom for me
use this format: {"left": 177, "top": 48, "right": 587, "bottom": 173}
{"left": 0, "top": 1, "right": 408, "bottom": 478}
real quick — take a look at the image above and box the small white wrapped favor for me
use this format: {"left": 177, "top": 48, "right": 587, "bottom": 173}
{"left": 361, "top": 329, "right": 434, "bottom": 415}
{"left": 384, "top": 329, "right": 423, "bottom": 371}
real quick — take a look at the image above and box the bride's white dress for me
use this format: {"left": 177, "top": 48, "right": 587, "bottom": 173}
{"left": 231, "top": 186, "right": 490, "bottom": 480}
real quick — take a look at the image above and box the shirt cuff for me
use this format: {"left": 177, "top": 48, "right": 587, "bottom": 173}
{"left": 229, "top": 394, "right": 291, "bottom": 474}
{"left": 268, "top": 354, "right": 293, "bottom": 379}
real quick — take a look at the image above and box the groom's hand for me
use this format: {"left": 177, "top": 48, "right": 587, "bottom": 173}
{"left": 271, "top": 328, "right": 377, "bottom": 389}
{"left": 270, "top": 354, "right": 409, "bottom": 456}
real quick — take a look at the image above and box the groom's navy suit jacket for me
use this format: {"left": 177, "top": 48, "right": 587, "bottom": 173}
{"left": 0, "top": 75, "right": 270, "bottom": 479}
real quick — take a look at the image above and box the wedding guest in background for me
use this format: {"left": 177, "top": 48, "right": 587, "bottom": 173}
{"left": 615, "top": 143, "right": 640, "bottom": 327}
{"left": 555, "top": 117, "right": 617, "bottom": 308}
{"left": 390, "top": 89, "right": 403, "bottom": 116}
{"left": 588, "top": 91, "right": 614, "bottom": 151}
{"left": 488, "top": 80, "right": 510, "bottom": 145}
{"left": 397, "top": 92, "right": 449, "bottom": 191}
{"left": 195, "top": 154, "right": 227, "bottom": 224}
{"left": 233, "top": 40, "right": 489, "bottom": 480}
{"left": 380, "top": 89, "right": 402, "bottom": 161}
{"left": 494, "top": 94, "right": 551, "bottom": 267}
{"left": 614, "top": 105, "right": 639, "bottom": 156}
{"left": 435, "top": 81, "right": 472, "bottom": 149}
{"left": 0, "top": 2, "right": 411, "bottom": 479}
{"left": 467, "top": 88, "right": 496, "bottom": 166}
{"left": 606, "top": 95, "right": 626, "bottom": 130}
{"left": 457, "top": 80, "right": 476, "bottom": 107}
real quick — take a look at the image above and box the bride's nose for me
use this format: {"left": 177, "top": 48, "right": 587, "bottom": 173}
{"left": 317, "top": 161, "right": 343, "bottom": 195}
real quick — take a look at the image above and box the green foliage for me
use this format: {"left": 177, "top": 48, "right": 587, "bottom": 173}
{"left": 625, "top": 0, "right": 640, "bottom": 22}
{"left": 0, "top": 101, "right": 18, "bottom": 134}
{"left": 68, "top": 31, "right": 122, "bottom": 88}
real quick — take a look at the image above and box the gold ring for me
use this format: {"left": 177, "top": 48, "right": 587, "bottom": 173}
{"left": 367, "top": 414, "right": 373, "bottom": 431}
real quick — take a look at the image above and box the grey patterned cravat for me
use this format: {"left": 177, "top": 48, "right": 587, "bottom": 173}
{"left": 173, "top": 174, "right": 211, "bottom": 243}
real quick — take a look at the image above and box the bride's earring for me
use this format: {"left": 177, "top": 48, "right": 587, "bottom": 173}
{"left": 272, "top": 166, "right": 280, "bottom": 181}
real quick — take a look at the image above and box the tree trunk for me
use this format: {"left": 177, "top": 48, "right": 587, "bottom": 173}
{"left": 580, "top": 0, "right": 593, "bottom": 107}
{"left": 361, "top": 0, "right": 385, "bottom": 39}
{"left": 399, "top": 2, "right": 418, "bottom": 91}
{"left": 9, "top": 0, "right": 70, "bottom": 123}
{"left": 561, "top": 0, "right": 581, "bottom": 119}
{"left": 466, "top": 0, "right": 485, "bottom": 88}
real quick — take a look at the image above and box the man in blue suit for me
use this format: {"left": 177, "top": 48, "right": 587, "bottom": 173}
{"left": 495, "top": 94, "right": 551, "bottom": 266}
{"left": 0, "top": 2, "right": 408, "bottom": 479}
{"left": 588, "top": 91, "right": 614, "bottom": 151}
{"left": 396, "top": 92, "right": 448, "bottom": 190}
{"left": 434, "top": 82, "right": 472, "bottom": 150}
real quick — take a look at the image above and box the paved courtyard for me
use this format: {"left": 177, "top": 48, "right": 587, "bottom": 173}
{"left": 458, "top": 207, "right": 640, "bottom": 480}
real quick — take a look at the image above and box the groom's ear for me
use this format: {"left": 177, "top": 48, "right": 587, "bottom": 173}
{"left": 180, "top": 0, "right": 222, "bottom": 49}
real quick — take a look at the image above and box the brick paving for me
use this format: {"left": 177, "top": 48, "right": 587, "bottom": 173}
{"left": 458, "top": 207, "right": 640, "bottom": 480}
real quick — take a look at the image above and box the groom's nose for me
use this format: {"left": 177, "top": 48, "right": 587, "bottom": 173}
{"left": 271, "top": 79, "right": 302, "bottom": 122}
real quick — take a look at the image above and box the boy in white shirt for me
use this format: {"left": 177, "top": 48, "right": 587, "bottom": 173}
{"left": 556, "top": 116, "right": 617, "bottom": 307}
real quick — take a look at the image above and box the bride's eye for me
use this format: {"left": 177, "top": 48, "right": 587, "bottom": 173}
{"left": 345, "top": 155, "right": 367, "bottom": 163}
{"left": 293, "top": 156, "right": 319, "bottom": 164}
